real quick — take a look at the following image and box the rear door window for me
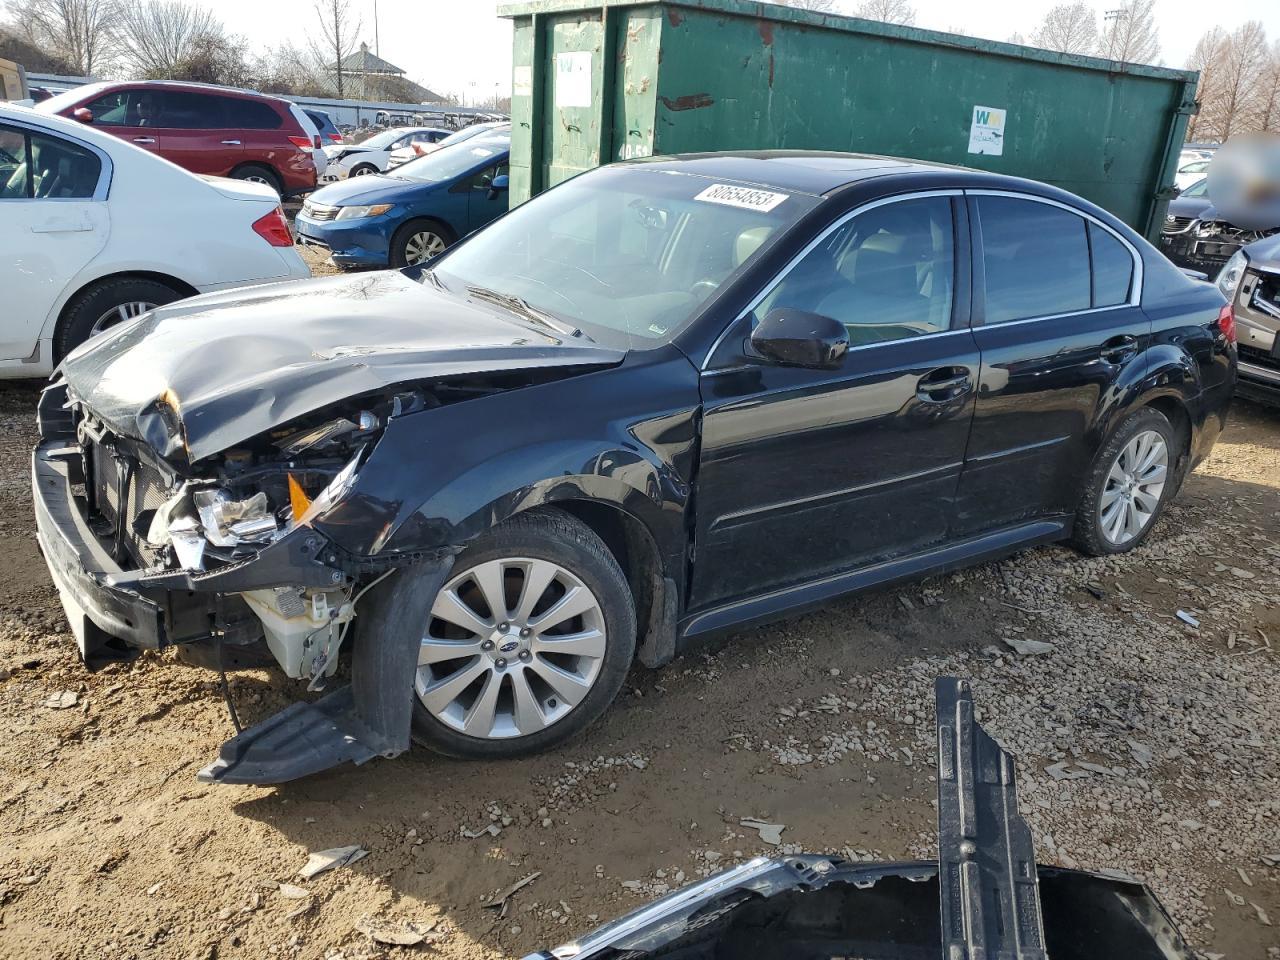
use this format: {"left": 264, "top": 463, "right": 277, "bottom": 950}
{"left": 158, "top": 91, "right": 218, "bottom": 129}
{"left": 977, "top": 196, "right": 1090, "bottom": 324}
{"left": 0, "top": 125, "right": 30, "bottom": 198}
{"left": 30, "top": 131, "right": 101, "bottom": 198}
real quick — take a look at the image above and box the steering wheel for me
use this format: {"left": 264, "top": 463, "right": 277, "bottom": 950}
{"left": 511, "top": 273, "right": 584, "bottom": 316}
{"left": 689, "top": 278, "right": 720, "bottom": 297}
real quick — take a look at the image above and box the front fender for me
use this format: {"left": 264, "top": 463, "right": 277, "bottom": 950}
{"left": 313, "top": 352, "right": 700, "bottom": 581}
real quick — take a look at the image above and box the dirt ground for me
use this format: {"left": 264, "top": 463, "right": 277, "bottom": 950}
{"left": 2, "top": 373, "right": 1280, "bottom": 960}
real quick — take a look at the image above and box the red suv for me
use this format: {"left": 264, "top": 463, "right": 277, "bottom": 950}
{"left": 38, "top": 81, "right": 318, "bottom": 197}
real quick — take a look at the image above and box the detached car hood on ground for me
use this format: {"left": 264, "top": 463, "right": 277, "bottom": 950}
{"left": 57, "top": 270, "right": 624, "bottom": 464}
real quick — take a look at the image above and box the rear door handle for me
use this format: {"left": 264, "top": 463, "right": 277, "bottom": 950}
{"left": 221, "top": 139, "right": 241, "bottom": 145}
{"left": 32, "top": 218, "right": 93, "bottom": 234}
{"left": 1100, "top": 334, "right": 1139, "bottom": 363}
{"left": 132, "top": 136, "right": 155, "bottom": 144}
{"left": 917, "top": 367, "right": 973, "bottom": 402}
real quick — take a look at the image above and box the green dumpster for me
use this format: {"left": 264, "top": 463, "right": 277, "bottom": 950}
{"left": 498, "top": 0, "right": 1198, "bottom": 240}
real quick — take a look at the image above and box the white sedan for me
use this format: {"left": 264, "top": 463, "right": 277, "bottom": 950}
{"left": 320, "top": 126, "right": 451, "bottom": 180}
{"left": 0, "top": 103, "right": 311, "bottom": 378}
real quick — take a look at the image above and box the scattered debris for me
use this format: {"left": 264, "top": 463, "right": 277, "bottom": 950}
{"left": 1252, "top": 902, "right": 1272, "bottom": 926}
{"left": 299, "top": 845, "right": 368, "bottom": 880}
{"left": 278, "top": 884, "right": 310, "bottom": 900}
{"left": 740, "top": 818, "right": 786, "bottom": 846}
{"left": 1237, "top": 867, "right": 1253, "bottom": 887}
{"left": 42, "top": 690, "right": 78, "bottom": 709}
{"left": 1176, "top": 610, "right": 1200, "bottom": 628}
{"left": 1001, "top": 637, "right": 1054, "bottom": 656}
{"left": 355, "top": 915, "right": 441, "bottom": 946}
{"left": 483, "top": 872, "right": 540, "bottom": 909}
{"left": 1127, "top": 739, "right": 1154, "bottom": 768}
{"left": 461, "top": 823, "right": 502, "bottom": 839}
{"left": 1044, "top": 761, "right": 1089, "bottom": 781}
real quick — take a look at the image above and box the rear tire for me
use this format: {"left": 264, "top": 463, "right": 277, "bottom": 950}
{"left": 389, "top": 218, "right": 454, "bottom": 268}
{"left": 1070, "top": 407, "right": 1178, "bottom": 556}
{"left": 56, "top": 277, "right": 183, "bottom": 360}
{"left": 410, "top": 509, "right": 637, "bottom": 759}
{"left": 231, "top": 163, "right": 282, "bottom": 195}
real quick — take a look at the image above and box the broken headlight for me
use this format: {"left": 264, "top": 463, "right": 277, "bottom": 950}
{"left": 194, "top": 489, "right": 279, "bottom": 547}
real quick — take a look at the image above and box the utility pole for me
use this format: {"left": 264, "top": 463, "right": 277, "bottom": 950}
{"left": 374, "top": 0, "right": 380, "bottom": 56}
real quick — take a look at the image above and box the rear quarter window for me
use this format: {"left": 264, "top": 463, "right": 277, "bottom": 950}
{"left": 222, "top": 98, "right": 284, "bottom": 130}
{"left": 1089, "top": 222, "right": 1134, "bottom": 307}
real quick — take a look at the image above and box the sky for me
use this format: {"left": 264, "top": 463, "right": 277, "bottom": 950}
{"left": 211, "top": 0, "right": 1280, "bottom": 100}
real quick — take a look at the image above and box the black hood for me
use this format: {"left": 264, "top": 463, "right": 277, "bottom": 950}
{"left": 1246, "top": 231, "right": 1280, "bottom": 273}
{"left": 59, "top": 270, "right": 624, "bottom": 464}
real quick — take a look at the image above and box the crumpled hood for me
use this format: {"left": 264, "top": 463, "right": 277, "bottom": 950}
{"left": 1245, "top": 232, "right": 1280, "bottom": 273}
{"left": 59, "top": 270, "right": 624, "bottom": 465}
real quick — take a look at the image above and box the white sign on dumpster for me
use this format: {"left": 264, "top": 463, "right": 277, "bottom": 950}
{"left": 554, "top": 51, "right": 593, "bottom": 109}
{"left": 968, "top": 105, "right": 1006, "bottom": 156}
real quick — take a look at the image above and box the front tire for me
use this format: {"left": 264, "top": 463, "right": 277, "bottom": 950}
{"left": 1071, "top": 407, "right": 1177, "bottom": 556}
{"left": 389, "top": 219, "right": 453, "bottom": 267}
{"left": 411, "top": 509, "right": 637, "bottom": 759}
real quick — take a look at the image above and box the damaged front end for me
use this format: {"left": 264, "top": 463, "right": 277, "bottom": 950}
{"left": 32, "top": 380, "right": 453, "bottom": 784}
{"left": 523, "top": 679, "right": 1195, "bottom": 960}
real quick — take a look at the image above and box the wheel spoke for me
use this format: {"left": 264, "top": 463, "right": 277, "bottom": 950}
{"left": 1136, "top": 462, "right": 1166, "bottom": 486}
{"left": 1136, "top": 436, "right": 1165, "bottom": 474}
{"left": 1100, "top": 486, "right": 1123, "bottom": 510}
{"left": 530, "top": 585, "right": 596, "bottom": 633}
{"left": 419, "top": 637, "right": 485, "bottom": 665}
{"left": 1124, "top": 499, "right": 1144, "bottom": 538}
{"left": 528, "top": 658, "right": 593, "bottom": 707}
{"left": 532, "top": 628, "right": 606, "bottom": 659}
{"left": 1100, "top": 498, "right": 1123, "bottom": 532}
{"left": 1107, "top": 460, "right": 1128, "bottom": 487}
{"left": 462, "top": 672, "right": 503, "bottom": 737}
{"left": 470, "top": 560, "right": 509, "bottom": 623}
{"left": 420, "top": 658, "right": 487, "bottom": 714}
{"left": 431, "top": 588, "right": 491, "bottom": 638}
{"left": 513, "top": 562, "right": 557, "bottom": 623}
{"left": 1106, "top": 499, "right": 1128, "bottom": 541}
{"left": 1132, "top": 488, "right": 1161, "bottom": 513}
{"left": 510, "top": 669, "right": 547, "bottom": 734}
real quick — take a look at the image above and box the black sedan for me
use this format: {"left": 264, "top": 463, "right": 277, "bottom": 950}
{"left": 33, "top": 152, "right": 1236, "bottom": 782}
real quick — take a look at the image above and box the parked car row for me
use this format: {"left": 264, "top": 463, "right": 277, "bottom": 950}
{"left": 319, "top": 125, "right": 451, "bottom": 181}
{"left": 0, "top": 101, "right": 310, "bottom": 377}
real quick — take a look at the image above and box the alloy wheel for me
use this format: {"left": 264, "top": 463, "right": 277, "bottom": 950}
{"left": 90, "top": 300, "right": 155, "bottom": 338}
{"left": 416, "top": 557, "right": 608, "bottom": 739}
{"left": 403, "top": 230, "right": 446, "bottom": 264}
{"left": 1099, "top": 429, "right": 1168, "bottom": 545}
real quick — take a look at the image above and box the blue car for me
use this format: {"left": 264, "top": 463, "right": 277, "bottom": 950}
{"left": 296, "top": 129, "right": 510, "bottom": 268}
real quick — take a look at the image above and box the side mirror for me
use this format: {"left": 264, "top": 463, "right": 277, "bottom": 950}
{"left": 486, "top": 173, "right": 509, "bottom": 200}
{"left": 72, "top": 107, "right": 94, "bottom": 124}
{"left": 750, "top": 308, "right": 848, "bottom": 369}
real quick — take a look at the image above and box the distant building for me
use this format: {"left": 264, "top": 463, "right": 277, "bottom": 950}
{"left": 333, "top": 43, "right": 443, "bottom": 104}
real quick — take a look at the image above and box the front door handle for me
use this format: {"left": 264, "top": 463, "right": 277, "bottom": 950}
{"left": 132, "top": 136, "right": 156, "bottom": 144}
{"left": 221, "top": 139, "right": 241, "bottom": 145}
{"left": 917, "top": 367, "right": 973, "bottom": 402}
{"left": 1101, "top": 334, "right": 1139, "bottom": 363}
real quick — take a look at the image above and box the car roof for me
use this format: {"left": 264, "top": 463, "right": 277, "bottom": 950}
{"left": 626, "top": 151, "right": 974, "bottom": 196}
{"left": 83, "top": 78, "right": 293, "bottom": 105}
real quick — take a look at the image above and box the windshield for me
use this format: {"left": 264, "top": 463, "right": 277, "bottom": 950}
{"left": 35, "top": 82, "right": 110, "bottom": 113}
{"left": 359, "top": 128, "right": 415, "bottom": 150}
{"left": 395, "top": 134, "right": 508, "bottom": 182}
{"left": 431, "top": 165, "right": 820, "bottom": 349}
{"left": 1183, "top": 178, "right": 1209, "bottom": 198}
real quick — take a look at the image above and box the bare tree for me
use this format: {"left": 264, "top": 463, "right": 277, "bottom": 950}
{"left": 116, "top": 0, "right": 222, "bottom": 78}
{"left": 1199, "top": 21, "right": 1268, "bottom": 141}
{"left": 6, "top": 0, "right": 116, "bottom": 75}
{"left": 1033, "top": 3, "right": 1098, "bottom": 55}
{"left": 1184, "top": 27, "right": 1227, "bottom": 141}
{"left": 307, "top": 0, "right": 361, "bottom": 98}
{"left": 776, "top": 0, "right": 842, "bottom": 11}
{"left": 854, "top": 0, "right": 916, "bottom": 25}
{"left": 1097, "top": 0, "right": 1160, "bottom": 65}
{"left": 1257, "top": 40, "right": 1280, "bottom": 132}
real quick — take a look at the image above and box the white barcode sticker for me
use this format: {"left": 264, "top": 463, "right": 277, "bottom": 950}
{"left": 693, "top": 183, "right": 789, "bottom": 212}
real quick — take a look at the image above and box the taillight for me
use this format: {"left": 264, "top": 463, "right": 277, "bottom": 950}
{"left": 252, "top": 207, "right": 293, "bottom": 247}
{"left": 1216, "top": 303, "right": 1237, "bottom": 344}
{"left": 287, "top": 135, "right": 312, "bottom": 150}
{"left": 329, "top": 133, "right": 343, "bottom": 142}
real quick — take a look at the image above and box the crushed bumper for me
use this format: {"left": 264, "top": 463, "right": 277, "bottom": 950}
{"left": 35, "top": 442, "right": 176, "bottom": 660}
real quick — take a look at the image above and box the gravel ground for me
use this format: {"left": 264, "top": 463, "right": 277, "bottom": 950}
{"left": 1, "top": 375, "right": 1278, "bottom": 960}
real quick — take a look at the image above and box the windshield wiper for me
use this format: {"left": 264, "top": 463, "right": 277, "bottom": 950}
{"left": 465, "top": 285, "right": 590, "bottom": 341}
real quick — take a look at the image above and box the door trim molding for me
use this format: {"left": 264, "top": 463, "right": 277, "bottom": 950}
{"left": 679, "top": 518, "right": 1069, "bottom": 640}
